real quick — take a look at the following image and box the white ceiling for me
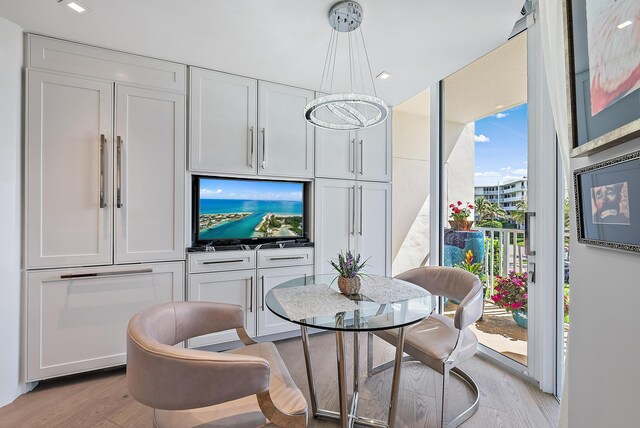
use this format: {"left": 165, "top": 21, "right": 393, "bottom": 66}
{"left": 0, "top": 0, "right": 522, "bottom": 106}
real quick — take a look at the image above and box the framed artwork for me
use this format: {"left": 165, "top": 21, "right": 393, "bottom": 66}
{"left": 574, "top": 150, "right": 640, "bottom": 252}
{"left": 564, "top": 0, "right": 640, "bottom": 157}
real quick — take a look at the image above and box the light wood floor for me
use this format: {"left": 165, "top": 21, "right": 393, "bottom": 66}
{"left": 0, "top": 332, "right": 559, "bottom": 428}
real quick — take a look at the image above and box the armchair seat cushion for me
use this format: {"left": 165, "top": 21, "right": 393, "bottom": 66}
{"left": 154, "top": 342, "right": 306, "bottom": 428}
{"left": 225, "top": 342, "right": 307, "bottom": 417}
{"left": 374, "top": 314, "right": 478, "bottom": 374}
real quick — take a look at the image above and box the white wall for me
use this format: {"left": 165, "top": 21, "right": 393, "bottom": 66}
{"left": 568, "top": 139, "right": 640, "bottom": 427}
{"left": 391, "top": 110, "right": 430, "bottom": 275}
{"left": 444, "top": 121, "right": 476, "bottom": 212}
{"left": 0, "top": 17, "right": 23, "bottom": 407}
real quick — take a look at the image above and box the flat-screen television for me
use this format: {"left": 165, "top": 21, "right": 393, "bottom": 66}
{"left": 192, "top": 176, "right": 305, "bottom": 245}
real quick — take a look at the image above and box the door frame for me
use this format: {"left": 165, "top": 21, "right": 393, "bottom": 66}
{"left": 430, "top": 10, "right": 559, "bottom": 393}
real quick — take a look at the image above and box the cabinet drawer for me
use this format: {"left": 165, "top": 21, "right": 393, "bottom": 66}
{"left": 257, "top": 248, "right": 314, "bottom": 268}
{"left": 26, "top": 262, "right": 184, "bottom": 381}
{"left": 188, "top": 251, "right": 256, "bottom": 273}
{"left": 28, "top": 35, "right": 186, "bottom": 92}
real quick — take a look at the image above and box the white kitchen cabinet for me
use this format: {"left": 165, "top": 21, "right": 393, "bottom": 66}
{"left": 258, "top": 81, "right": 314, "bottom": 178}
{"left": 190, "top": 68, "right": 258, "bottom": 174}
{"left": 26, "top": 70, "right": 114, "bottom": 269}
{"left": 315, "top": 118, "right": 391, "bottom": 182}
{"left": 314, "top": 179, "right": 357, "bottom": 275}
{"left": 315, "top": 179, "right": 390, "bottom": 276}
{"left": 357, "top": 182, "right": 392, "bottom": 276}
{"left": 114, "top": 85, "right": 185, "bottom": 263}
{"left": 315, "top": 129, "right": 356, "bottom": 180}
{"left": 356, "top": 120, "right": 392, "bottom": 182}
{"left": 26, "top": 262, "right": 184, "bottom": 381}
{"left": 257, "top": 265, "right": 314, "bottom": 336}
{"left": 187, "top": 270, "right": 256, "bottom": 347}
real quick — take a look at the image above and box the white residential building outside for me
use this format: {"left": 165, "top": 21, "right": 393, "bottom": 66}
{"left": 474, "top": 177, "right": 527, "bottom": 214}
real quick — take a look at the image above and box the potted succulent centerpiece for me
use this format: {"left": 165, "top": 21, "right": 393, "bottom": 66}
{"left": 330, "top": 251, "right": 368, "bottom": 296}
{"left": 490, "top": 271, "right": 529, "bottom": 328}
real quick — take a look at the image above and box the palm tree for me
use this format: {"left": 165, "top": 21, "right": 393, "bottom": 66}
{"left": 482, "top": 202, "right": 507, "bottom": 226}
{"left": 474, "top": 197, "right": 490, "bottom": 221}
{"left": 510, "top": 199, "right": 527, "bottom": 225}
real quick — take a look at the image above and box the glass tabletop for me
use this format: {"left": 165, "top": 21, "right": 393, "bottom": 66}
{"left": 265, "top": 274, "right": 437, "bottom": 332}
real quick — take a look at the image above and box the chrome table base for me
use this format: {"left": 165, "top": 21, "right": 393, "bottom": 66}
{"left": 300, "top": 326, "right": 406, "bottom": 428}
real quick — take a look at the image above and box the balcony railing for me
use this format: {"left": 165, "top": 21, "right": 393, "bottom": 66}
{"left": 476, "top": 227, "right": 527, "bottom": 296}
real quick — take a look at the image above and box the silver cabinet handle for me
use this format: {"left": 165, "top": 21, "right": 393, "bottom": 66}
{"left": 359, "top": 185, "right": 363, "bottom": 236}
{"left": 351, "top": 185, "right": 356, "bottom": 236}
{"left": 116, "top": 136, "right": 123, "bottom": 208}
{"left": 248, "top": 276, "right": 253, "bottom": 312}
{"left": 248, "top": 126, "right": 254, "bottom": 168}
{"left": 268, "top": 256, "right": 305, "bottom": 261}
{"left": 350, "top": 138, "right": 355, "bottom": 173}
{"left": 261, "top": 128, "right": 266, "bottom": 169}
{"left": 99, "top": 134, "right": 107, "bottom": 208}
{"left": 202, "top": 259, "right": 245, "bottom": 265}
{"left": 525, "top": 212, "right": 536, "bottom": 256}
{"left": 359, "top": 139, "right": 364, "bottom": 175}
{"left": 60, "top": 268, "right": 153, "bottom": 279}
{"left": 261, "top": 276, "right": 265, "bottom": 311}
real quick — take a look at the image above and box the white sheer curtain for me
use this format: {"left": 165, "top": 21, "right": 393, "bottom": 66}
{"left": 539, "top": 0, "right": 570, "bottom": 426}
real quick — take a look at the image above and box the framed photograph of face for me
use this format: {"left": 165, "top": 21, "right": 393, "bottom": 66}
{"left": 574, "top": 150, "right": 640, "bottom": 252}
{"left": 564, "top": 0, "right": 640, "bottom": 157}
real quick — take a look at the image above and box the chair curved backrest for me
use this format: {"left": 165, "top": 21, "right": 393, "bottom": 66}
{"left": 127, "top": 301, "right": 270, "bottom": 411}
{"left": 395, "top": 266, "right": 483, "bottom": 330}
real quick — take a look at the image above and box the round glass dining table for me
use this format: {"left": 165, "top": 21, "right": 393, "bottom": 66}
{"left": 265, "top": 274, "right": 436, "bottom": 428}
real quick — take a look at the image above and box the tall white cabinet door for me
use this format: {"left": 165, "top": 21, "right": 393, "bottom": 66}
{"left": 26, "top": 262, "right": 184, "bottom": 381}
{"left": 315, "top": 127, "right": 356, "bottom": 179}
{"left": 190, "top": 68, "right": 258, "bottom": 174}
{"left": 356, "top": 119, "right": 392, "bottom": 182}
{"left": 257, "top": 265, "right": 314, "bottom": 336}
{"left": 314, "top": 179, "right": 357, "bottom": 275}
{"left": 258, "top": 81, "right": 314, "bottom": 178}
{"left": 187, "top": 270, "right": 256, "bottom": 348}
{"left": 26, "top": 70, "right": 113, "bottom": 269}
{"left": 357, "top": 182, "right": 391, "bottom": 276}
{"left": 115, "top": 85, "right": 185, "bottom": 263}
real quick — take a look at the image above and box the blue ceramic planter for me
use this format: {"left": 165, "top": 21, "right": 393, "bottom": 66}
{"left": 512, "top": 309, "right": 528, "bottom": 329}
{"left": 443, "top": 230, "right": 485, "bottom": 267}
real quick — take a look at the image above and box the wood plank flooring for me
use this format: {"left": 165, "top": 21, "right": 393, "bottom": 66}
{"left": 0, "top": 332, "right": 559, "bottom": 427}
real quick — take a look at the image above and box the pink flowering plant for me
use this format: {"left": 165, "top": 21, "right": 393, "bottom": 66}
{"left": 449, "top": 201, "right": 474, "bottom": 221}
{"left": 490, "top": 270, "right": 528, "bottom": 312}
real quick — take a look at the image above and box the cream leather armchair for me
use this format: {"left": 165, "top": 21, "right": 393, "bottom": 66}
{"left": 127, "top": 301, "right": 308, "bottom": 428}
{"left": 368, "top": 267, "right": 483, "bottom": 428}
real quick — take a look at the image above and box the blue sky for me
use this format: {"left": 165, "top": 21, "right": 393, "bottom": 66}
{"left": 200, "top": 178, "right": 303, "bottom": 201}
{"left": 474, "top": 104, "right": 528, "bottom": 186}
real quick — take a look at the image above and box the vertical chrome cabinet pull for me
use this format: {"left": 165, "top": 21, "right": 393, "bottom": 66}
{"left": 359, "top": 139, "right": 364, "bottom": 175}
{"left": 249, "top": 276, "right": 253, "bottom": 312}
{"left": 248, "top": 127, "right": 254, "bottom": 168}
{"left": 116, "top": 136, "right": 123, "bottom": 208}
{"left": 261, "top": 128, "right": 266, "bottom": 169}
{"left": 351, "top": 185, "right": 356, "bottom": 236}
{"left": 261, "top": 276, "right": 265, "bottom": 311}
{"left": 99, "top": 134, "right": 106, "bottom": 208}
{"left": 350, "top": 138, "right": 355, "bottom": 173}
{"left": 359, "top": 185, "right": 363, "bottom": 236}
{"left": 524, "top": 212, "right": 536, "bottom": 256}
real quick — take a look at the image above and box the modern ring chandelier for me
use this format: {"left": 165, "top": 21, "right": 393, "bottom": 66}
{"left": 303, "top": 1, "right": 388, "bottom": 131}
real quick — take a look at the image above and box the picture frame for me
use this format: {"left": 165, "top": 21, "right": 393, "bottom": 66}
{"left": 563, "top": 0, "right": 640, "bottom": 157}
{"left": 574, "top": 150, "right": 640, "bottom": 253}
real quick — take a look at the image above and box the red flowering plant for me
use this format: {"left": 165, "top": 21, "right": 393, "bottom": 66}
{"left": 490, "top": 270, "right": 528, "bottom": 312}
{"left": 449, "top": 201, "right": 474, "bottom": 221}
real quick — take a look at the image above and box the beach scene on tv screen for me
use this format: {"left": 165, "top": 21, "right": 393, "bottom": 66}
{"left": 199, "top": 179, "right": 303, "bottom": 240}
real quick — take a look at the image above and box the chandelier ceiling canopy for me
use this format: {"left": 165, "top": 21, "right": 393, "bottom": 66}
{"left": 303, "top": 1, "right": 389, "bottom": 131}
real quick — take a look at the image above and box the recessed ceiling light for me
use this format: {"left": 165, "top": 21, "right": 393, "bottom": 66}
{"left": 376, "top": 71, "right": 392, "bottom": 80}
{"left": 617, "top": 20, "right": 633, "bottom": 29}
{"left": 496, "top": 105, "right": 504, "bottom": 109}
{"left": 67, "top": 2, "right": 86, "bottom": 13}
